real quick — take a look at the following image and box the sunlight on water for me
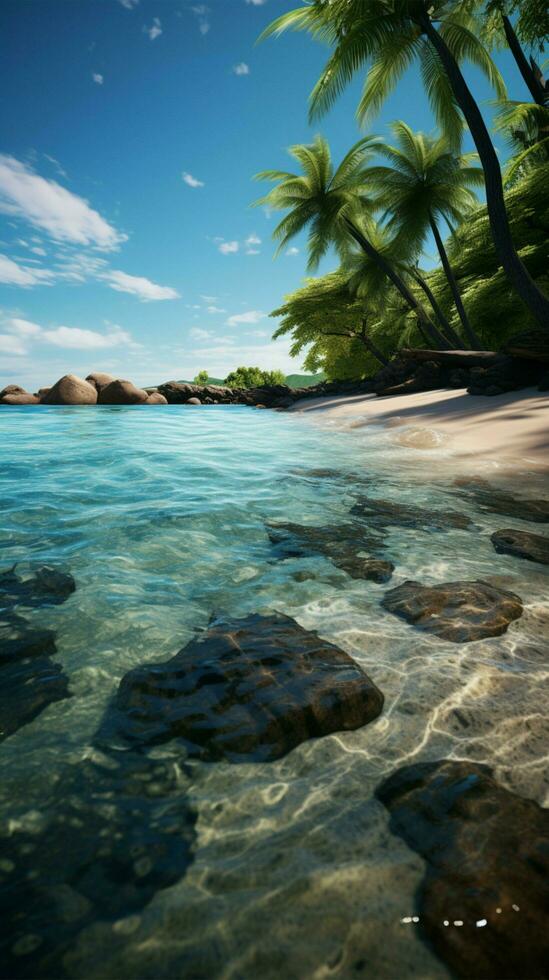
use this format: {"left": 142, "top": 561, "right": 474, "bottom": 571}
{"left": 1, "top": 404, "right": 547, "bottom": 979}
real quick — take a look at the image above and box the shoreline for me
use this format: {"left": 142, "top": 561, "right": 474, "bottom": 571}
{"left": 289, "top": 386, "right": 549, "bottom": 473}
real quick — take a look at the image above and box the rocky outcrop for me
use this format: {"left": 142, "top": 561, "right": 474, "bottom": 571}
{"left": 350, "top": 496, "right": 473, "bottom": 531}
{"left": 267, "top": 521, "right": 393, "bottom": 582}
{"left": 0, "top": 393, "right": 40, "bottom": 405}
{"left": 145, "top": 391, "right": 168, "bottom": 404}
{"left": 0, "top": 384, "right": 27, "bottom": 397}
{"left": 0, "top": 752, "right": 196, "bottom": 979}
{"left": 376, "top": 760, "right": 549, "bottom": 980}
{"left": 97, "top": 612, "right": 384, "bottom": 762}
{"left": 491, "top": 528, "right": 549, "bottom": 565}
{"left": 382, "top": 579, "right": 523, "bottom": 642}
{"left": 98, "top": 379, "right": 149, "bottom": 405}
{"left": 453, "top": 476, "right": 549, "bottom": 523}
{"left": 0, "top": 619, "right": 70, "bottom": 741}
{"left": 85, "top": 371, "right": 116, "bottom": 392}
{"left": 42, "top": 374, "right": 98, "bottom": 405}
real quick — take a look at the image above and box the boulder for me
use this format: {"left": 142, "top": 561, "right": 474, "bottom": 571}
{"left": 0, "top": 751, "right": 196, "bottom": 980}
{"left": 35, "top": 387, "right": 51, "bottom": 400}
{"left": 97, "top": 612, "right": 384, "bottom": 762}
{"left": 0, "top": 619, "right": 69, "bottom": 742}
{"left": 351, "top": 496, "right": 473, "bottom": 531}
{"left": 98, "top": 379, "right": 148, "bottom": 405}
{"left": 376, "top": 760, "right": 549, "bottom": 980}
{"left": 453, "top": 476, "right": 549, "bottom": 523}
{"left": 504, "top": 328, "right": 549, "bottom": 363}
{"left": 0, "top": 393, "right": 40, "bottom": 405}
{"left": 85, "top": 371, "right": 116, "bottom": 392}
{"left": 186, "top": 396, "right": 201, "bottom": 405}
{"left": 0, "top": 384, "right": 27, "bottom": 397}
{"left": 42, "top": 374, "right": 97, "bottom": 405}
{"left": 491, "top": 528, "right": 549, "bottom": 565}
{"left": 382, "top": 579, "right": 523, "bottom": 642}
{"left": 146, "top": 391, "right": 168, "bottom": 405}
{"left": 1, "top": 564, "right": 76, "bottom": 612}
{"left": 267, "top": 520, "right": 392, "bottom": 582}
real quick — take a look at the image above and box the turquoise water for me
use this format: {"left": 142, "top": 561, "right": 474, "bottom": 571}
{"left": 1, "top": 405, "right": 548, "bottom": 979}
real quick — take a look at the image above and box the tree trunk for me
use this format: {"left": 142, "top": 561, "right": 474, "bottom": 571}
{"left": 410, "top": 267, "right": 463, "bottom": 348}
{"left": 359, "top": 318, "right": 389, "bottom": 365}
{"left": 419, "top": 13, "right": 549, "bottom": 332}
{"left": 501, "top": 14, "right": 546, "bottom": 106}
{"left": 429, "top": 215, "right": 481, "bottom": 349}
{"left": 343, "top": 216, "right": 452, "bottom": 349}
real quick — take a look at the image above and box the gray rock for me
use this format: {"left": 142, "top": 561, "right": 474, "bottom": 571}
{"left": 382, "top": 579, "right": 523, "bottom": 642}
{"left": 491, "top": 528, "right": 549, "bottom": 565}
{"left": 454, "top": 476, "right": 549, "bottom": 523}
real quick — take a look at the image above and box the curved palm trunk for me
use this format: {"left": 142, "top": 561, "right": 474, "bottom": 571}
{"left": 359, "top": 318, "right": 389, "bottom": 365}
{"left": 410, "top": 267, "right": 463, "bottom": 348}
{"left": 429, "top": 216, "right": 481, "bottom": 349}
{"left": 501, "top": 15, "right": 546, "bottom": 107}
{"left": 343, "top": 216, "right": 452, "bottom": 349}
{"left": 419, "top": 13, "right": 549, "bottom": 332}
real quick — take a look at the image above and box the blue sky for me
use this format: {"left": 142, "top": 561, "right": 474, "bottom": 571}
{"left": 0, "top": 0, "right": 530, "bottom": 390}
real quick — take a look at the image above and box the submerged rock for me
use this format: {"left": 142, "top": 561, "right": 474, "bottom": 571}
{"left": 0, "top": 565, "right": 76, "bottom": 612}
{"left": 267, "top": 521, "right": 392, "bottom": 582}
{"left": 97, "top": 612, "right": 384, "bottom": 762}
{"left": 0, "top": 620, "right": 69, "bottom": 741}
{"left": 376, "top": 760, "right": 549, "bottom": 980}
{"left": 454, "top": 476, "right": 549, "bottom": 523}
{"left": 382, "top": 579, "right": 523, "bottom": 642}
{"left": 0, "top": 752, "right": 196, "bottom": 979}
{"left": 351, "top": 495, "right": 473, "bottom": 531}
{"left": 42, "top": 375, "right": 98, "bottom": 406}
{"left": 491, "top": 528, "right": 549, "bottom": 565}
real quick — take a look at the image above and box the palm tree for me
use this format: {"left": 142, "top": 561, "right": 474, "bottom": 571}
{"left": 367, "top": 121, "right": 484, "bottom": 347}
{"left": 481, "top": 1, "right": 548, "bottom": 107}
{"left": 261, "top": 0, "right": 549, "bottom": 331}
{"left": 254, "top": 135, "right": 454, "bottom": 349}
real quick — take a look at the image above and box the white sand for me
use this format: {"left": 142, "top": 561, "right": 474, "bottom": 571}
{"left": 290, "top": 386, "right": 549, "bottom": 471}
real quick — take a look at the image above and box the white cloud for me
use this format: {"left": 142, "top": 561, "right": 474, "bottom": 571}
{"left": 0, "top": 155, "right": 125, "bottom": 250}
{"left": 246, "top": 0, "right": 268, "bottom": 5}
{"left": 92, "top": 72, "right": 104, "bottom": 85}
{"left": 233, "top": 62, "right": 250, "bottom": 76}
{"left": 0, "top": 333, "right": 27, "bottom": 356}
{"left": 7, "top": 317, "right": 43, "bottom": 337}
{"left": 42, "top": 325, "right": 133, "bottom": 350}
{"left": 144, "top": 17, "right": 162, "bottom": 40}
{"left": 0, "top": 253, "right": 55, "bottom": 287}
{"left": 226, "top": 310, "right": 265, "bottom": 327}
{"left": 189, "top": 327, "right": 212, "bottom": 341}
{"left": 192, "top": 5, "right": 210, "bottom": 34}
{"left": 182, "top": 171, "right": 205, "bottom": 188}
{"left": 287, "top": 246, "right": 300, "bottom": 256}
{"left": 218, "top": 241, "right": 239, "bottom": 255}
{"left": 119, "top": 0, "right": 139, "bottom": 8}
{"left": 201, "top": 294, "right": 217, "bottom": 302}
{"left": 206, "top": 305, "right": 226, "bottom": 314}
{"left": 30, "top": 245, "right": 46, "bottom": 255}
{"left": 104, "top": 269, "right": 180, "bottom": 301}
{"left": 245, "top": 233, "right": 261, "bottom": 247}
{"left": 246, "top": 248, "right": 260, "bottom": 255}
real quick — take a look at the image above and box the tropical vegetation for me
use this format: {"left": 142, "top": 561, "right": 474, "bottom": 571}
{"left": 255, "top": 0, "right": 548, "bottom": 381}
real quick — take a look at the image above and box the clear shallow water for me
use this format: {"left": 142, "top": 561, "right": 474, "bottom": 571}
{"left": 1, "top": 404, "right": 548, "bottom": 979}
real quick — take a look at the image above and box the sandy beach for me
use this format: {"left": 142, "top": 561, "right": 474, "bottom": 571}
{"left": 291, "top": 386, "right": 549, "bottom": 471}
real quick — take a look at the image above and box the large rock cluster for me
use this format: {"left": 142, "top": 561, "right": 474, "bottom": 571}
{"left": 0, "top": 374, "right": 168, "bottom": 406}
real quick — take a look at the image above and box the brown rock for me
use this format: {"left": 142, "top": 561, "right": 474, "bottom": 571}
{"left": 376, "top": 760, "right": 549, "bottom": 980}
{"left": 491, "top": 528, "right": 549, "bottom": 565}
{"left": 97, "top": 612, "right": 384, "bottom": 762}
{"left": 85, "top": 371, "right": 116, "bottom": 392}
{"left": 35, "top": 387, "right": 51, "bottom": 400}
{"left": 351, "top": 496, "right": 473, "bottom": 531}
{"left": 382, "top": 579, "right": 523, "bottom": 642}
{"left": 0, "top": 384, "right": 27, "bottom": 397}
{"left": 186, "top": 396, "right": 201, "bottom": 405}
{"left": 453, "top": 476, "right": 549, "bottom": 523}
{"left": 42, "top": 374, "right": 98, "bottom": 405}
{"left": 267, "top": 520, "right": 392, "bottom": 582}
{"left": 98, "top": 379, "right": 148, "bottom": 405}
{"left": 146, "top": 392, "right": 168, "bottom": 405}
{"left": 0, "top": 393, "right": 40, "bottom": 405}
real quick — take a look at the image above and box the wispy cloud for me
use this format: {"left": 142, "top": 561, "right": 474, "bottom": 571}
{"left": 118, "top": 0, "right": 139, "bottom": 8}
{"left": 6, "top": 317, "right": 43, "bottom": 337}
{"left": 287, "top": 246, "right": 300, "bottom": 255}
{"left": 144, "top": 17, "right": 162, "bottom": 41}
{"left": 42, "top": 325, "right": 133, "bottom": 350}
{"left": 0, "top": 333, "right": 27, "bottom": 356}
{"left": 218, "top": 240, "right": 239, "bottom": 255}
{"left": 92, "top": 72, "right": 104, "bottom": 85}
{"left": 191, "top": 5, "right": 210, "bottom": 35}
{"left": 0, "top": 155, "right": 125, "bottom": 250}
{"left": 104, "top": 270, "right": 180, "bottom": 301}
{"left": 182, "top": 171, "right": 205, "bottom": 189}
{"left": 246, "top": 0, "right": 268, "bottom": 5}
{"left": 189, "top": 327, "right": 212, "bottom": 341}
{"left": 0, "top": 253, "right": 55, "bottom": 287}
{"left": 206, "top": 305, "right": 226, "bottom": 314}
{"left": 226, "top": 310, "right": 265, "bottom": 327}
{"left": 233, "top": 62, "right": 250, "bottom": 76}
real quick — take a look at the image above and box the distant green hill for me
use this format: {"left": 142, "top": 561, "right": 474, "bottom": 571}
{"left": 177, "top": 373, "right": 324, "bottom": 388}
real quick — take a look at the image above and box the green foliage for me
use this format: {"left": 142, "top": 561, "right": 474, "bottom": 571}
{"left": 193, "top": 370, "right": 209, "bottom": 385}
{"left": 224, "top": 366, "right": 286, "bottom": 389}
